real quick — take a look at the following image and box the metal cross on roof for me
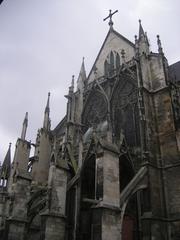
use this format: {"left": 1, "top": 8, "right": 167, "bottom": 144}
{"left": 103, "top": 9, "right": 118, "bottom": 28}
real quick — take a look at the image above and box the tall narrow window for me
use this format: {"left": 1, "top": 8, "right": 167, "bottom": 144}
{"left": 110, "top": 51, "right": 114, "bottom": 74}
{"left": 116, "top": 52, "right": 120, "bottom": 70}
{"left": 104, "top": 60, "right": 109, "bottom": 76}
{"left": 104, "top": 51, "right": 121, "bottom": 77}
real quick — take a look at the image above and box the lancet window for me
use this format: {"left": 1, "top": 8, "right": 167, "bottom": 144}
{"left": 104, "top": 50, "right": 120, "bottom": 77}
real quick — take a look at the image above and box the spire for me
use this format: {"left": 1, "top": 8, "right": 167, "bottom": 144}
{"left": 77, "top": 57, "right": 87, "bottom": 91}
{"left": 0, "top": 143, "right": 11, "bottom": 179}
{"left": 134, "top": 35, "right": 139, "bottom": 55}
{"left": 71, "top": 75, "right": 74, "bottom": 89}
{"left": 69, "top": 75, "right": 74, "bottom": 94}
{"left": 45, "top": 92, "right": 50, "bottom": 114}
{"left": 138, "top": 20, "right": 149, "bottom": 45}
{"left": 157, "top": 35, "right": 163, "bottom": 54}
{"left": 137, "top": 20, "right": 150, "bottom": 55}
{"left": 21, "top": 112, "right": 28, "bottom": 140}
{"left": 139, "top": 19, "right": 145, "bottom": 39}
{"left": 43, "top": 92, "right": 51, "bottom": 130}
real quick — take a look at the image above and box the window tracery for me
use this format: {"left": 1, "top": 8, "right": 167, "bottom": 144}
{"left": 110, "top": 73, "right": 140, "bottom": 146}
{"left": 82, "top": 90, "right": 108, "bottom": 132}
{"left": 104, "top": 50, "right": 120, "bottom": 77}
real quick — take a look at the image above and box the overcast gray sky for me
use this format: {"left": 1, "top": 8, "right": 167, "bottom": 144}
{"left": 0, "top": 0, "right": 180, "bottom": 162}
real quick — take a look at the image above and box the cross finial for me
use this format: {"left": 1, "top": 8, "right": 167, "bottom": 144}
{"left": 103, "top": 9, "right": 118, "bottom": 29}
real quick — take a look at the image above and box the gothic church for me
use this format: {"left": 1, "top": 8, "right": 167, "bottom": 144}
{"left": 0, "top": 11, "right": 180, "bottom": 240}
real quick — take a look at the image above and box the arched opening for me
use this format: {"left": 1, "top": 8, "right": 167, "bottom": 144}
{"left": 110, "top": 51, "right": 115, "bottom": 73}
{"left": 66, "top": 153, "right": 96, "bottom": 240}
{"left": 122, "top": 195, "right": 139, "bottom": 240}
{"left": 66, "top": 186, "right": 76, "bottom": 240}
{"left": 79, "top": 154, "right": 96, "bottom": 239}
{"left": 50, "top": 154, "right": 55, "bottom": 164}
{"left": 26, "top": 189, "right": 48, "bottom": 240}
{"left": 0, "top": 175, "right": 8, "bottom": 190}
{"left": 119, "top": 154, "right": 140, "bottom": 240}
{"left": 116, "top": 52, "right": 120, "bottom": 70}
{"left": 120, "top": 185, "right": 150, "bottom": 240}
{"left": 81, "top": 154, "right": 96, "bottom": 199}
{"left": 104, "top": 59, "right": 109, "bottom": 76}
{"left": 120, "top": 154, "right": 134, "bottom": 192}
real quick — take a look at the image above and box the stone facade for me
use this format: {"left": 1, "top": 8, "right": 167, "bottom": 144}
{"left": 0, "top": 19, "right": 180, "bottom": 240}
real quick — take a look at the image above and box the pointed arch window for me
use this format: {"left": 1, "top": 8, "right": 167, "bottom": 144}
{"left": 104, "top": 60, "right": 109, "bottom": 76}
{"left": 104, "top": 51, "right": 120, "bottom": 77}
{"left": 110, "top": 51, "right": 114, "bottom": 73}
{"left": 116, "top": 53, "right": 120, "bottom": 70}
{"left": 0, "top": 178, "right": 3, "bottom": 186}
{"left": 0, "top": 175, "right": 7, "bottom": 187}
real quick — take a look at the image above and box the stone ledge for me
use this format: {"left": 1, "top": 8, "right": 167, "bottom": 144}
{"left": 17, "top": 138, "right": 31, "bottom": 148}
{"left": 15, "top": 168, "right": 32, "bottom": 181}
{"left": 40, "top": 210, "right": 66, "bottom": 219}
{"left": 141, "top": 212, "right": 180, "bottom": 222}
{"left": 6, "top": 216, "right": 27, "bottom": 223}
{"left": 141, "top": 161, "right": 180, "bottom": 170}
{"left": 98, "top": 139, "right": 119, "bottom": 155}
{"left": 92, "top": 201, "right": 121, "bottom": 212}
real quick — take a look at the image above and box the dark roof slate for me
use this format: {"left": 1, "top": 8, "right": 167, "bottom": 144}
{"left": 53, "top": 115, "right": 67, "bottom": 137}
{"left": 169, "top": 61, "right": 180, "bottom": 83}
{"left": 0, "top": 145, "right": 11, "bottom": 179}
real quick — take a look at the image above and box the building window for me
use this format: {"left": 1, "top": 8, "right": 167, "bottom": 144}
{"left": 104, "top": 51, "right": 120, "bottom": 77}
{"left": 0, "top": 179, "right": 3, "bottom": 186}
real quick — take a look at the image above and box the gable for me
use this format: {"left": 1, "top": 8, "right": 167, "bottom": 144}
{"left": 88, "top": 29, "right": 135, "bottom": 83}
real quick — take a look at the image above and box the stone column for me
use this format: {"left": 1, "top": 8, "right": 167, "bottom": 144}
{"left": 41, "top": 160, "right": 68, "bottom": 240}
{"left": 0, "top": 191, "right": 6, "bottom": 236}
{"left": 6, "top": 174, "right": 31, "bottom": 240}
{"left": 92, "top": 142, "right": 121, "bottom": 240}
{"left": 32, "top": 129, "right": 52, "bottom": 185}
{"left": 41, "top": 213, "right": 66, "bottom": 240}
{"left": 6, "top": 219, "right": 27, "bottom": 240}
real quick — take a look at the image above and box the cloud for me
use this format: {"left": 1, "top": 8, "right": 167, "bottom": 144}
{"left": 0, "top": 0, "right": 179, "bottom": 162}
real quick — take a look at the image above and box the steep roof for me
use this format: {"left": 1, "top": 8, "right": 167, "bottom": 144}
{"left": 0, "top": 144, "right": 11, "bottom": 179}
{"left": 53, "top": 115, "right": 67, "bottom": 137}
{"left": 169, "top": 61, "right": 180, "bottom": 83}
